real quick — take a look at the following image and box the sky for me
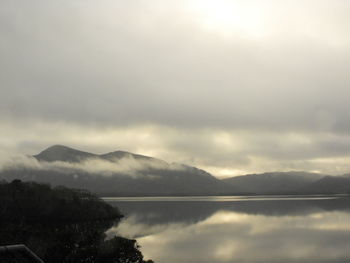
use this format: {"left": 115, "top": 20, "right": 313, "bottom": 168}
{"left": 1, "top": 0, "right": 350, "bottom": 178}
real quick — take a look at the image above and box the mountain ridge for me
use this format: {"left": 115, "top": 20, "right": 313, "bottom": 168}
{"left": 222, "top": 171, "right": 325, "bottom": 194}
{"left": 34, "top": 145, "right": 166, "bottom": 164}
{"left": 2, "top": 145, "right": 229, "bottom": 196}
{"left": 2, "top": 145, "right": 350, "bottom": 196}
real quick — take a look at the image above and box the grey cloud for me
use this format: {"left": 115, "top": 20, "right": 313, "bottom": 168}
{"left": 1, "top": 0, "right": 350, "bottom": 132}
{"left": 2, "top": 0, "right": 350, "bottom": 175}
{"left": 2, "top": 120, "right": 350, "bottom": 177}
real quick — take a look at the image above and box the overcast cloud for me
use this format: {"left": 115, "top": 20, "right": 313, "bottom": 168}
{"left": 1, "top": 0, "right": 350, "bottom": 177}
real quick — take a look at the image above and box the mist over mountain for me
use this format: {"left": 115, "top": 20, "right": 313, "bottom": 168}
{"left": 34, "top": 145, "right": 167, "bottom": 166}
{"left": 1, "top": 145, "right": 350, "bottom": 196}
{"left": 0, "top": 145, "right": 228, "bottom": 196}
{"left": 34, "top": 145, "right": 97, "bottom": 162}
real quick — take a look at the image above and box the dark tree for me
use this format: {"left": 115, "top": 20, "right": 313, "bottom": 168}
{"left": 0, "top": 180, "right": 153, "bottom": 263}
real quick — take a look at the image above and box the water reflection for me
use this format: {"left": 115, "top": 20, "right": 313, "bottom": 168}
{"left": 107, "top": 197, "right": 350, "bottom": 263}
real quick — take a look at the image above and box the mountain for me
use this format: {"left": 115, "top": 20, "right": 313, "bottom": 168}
{"left": 34, "top": 145, "right": 165, "bottom": 165}
{"left": 222, "top": 171, "right": 325, "bottom": 194}
{"left": 300, "top": 175, "right": 350, "bottom": 194}
{"left": 1, "top": 145, "right": 349, "bottom": 195}
{"left": 34, "top": 145, "right": 97, "bottom": 162}
{"left": 0, "top": 145, "right": 229, "bottom": 196}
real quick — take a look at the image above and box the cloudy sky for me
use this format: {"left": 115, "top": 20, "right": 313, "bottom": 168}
{"left": 1, "top": 0, "right": 350, "bottom": 177}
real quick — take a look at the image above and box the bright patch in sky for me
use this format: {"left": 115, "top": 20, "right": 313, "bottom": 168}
{"left": 189, "top": 0, "right": 267, "bottom": 38}
{"left": 2, "top": 0, "right": 350, "bottom": 176}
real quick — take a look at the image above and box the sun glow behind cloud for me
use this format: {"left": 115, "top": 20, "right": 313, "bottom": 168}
{"left": 188, "top": 0, "right": 268, "bottom": 38}
{"left": 3, "top": 119, "right": 350, "bottom": 178}
{"left": 1, "top": 0, "right": 350, "bottom": 177}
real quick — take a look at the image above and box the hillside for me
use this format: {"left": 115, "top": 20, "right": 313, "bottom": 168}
{"left": 0, "top": 180, "right": 152, "bottom": 263}
{"left": 0, "top": 179, "right": 121, "bottom": 223}
{"left": 222, "top": 172, "right": 325, "bottom": 194}
{"left": 300, "top": 175, "right": 350, "bottom": 194}
{"left": 2, "top": 145, "right": 350, "bottom": 195}
{"left": 0, "top": 145, "right": 229, "bottom": 196}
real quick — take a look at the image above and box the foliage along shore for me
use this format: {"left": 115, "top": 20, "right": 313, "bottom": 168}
{"left": 0, "top": 179, "right": 153, "bottom": 263}
{"left": 0, "top": 179, "right": 121, "bottom": 223}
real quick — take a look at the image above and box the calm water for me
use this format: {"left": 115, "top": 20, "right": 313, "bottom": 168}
{"left": 105, "top": 196, "right": 350, "bottom": 263}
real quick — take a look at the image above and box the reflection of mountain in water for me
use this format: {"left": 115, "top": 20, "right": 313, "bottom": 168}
{"left": 108, "top": 197, "right": 350, "bottom": 237}
{"left": 106, "top": 197, "right": 350, "bottom": 263}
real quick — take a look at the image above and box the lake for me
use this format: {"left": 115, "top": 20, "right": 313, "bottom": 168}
{"left": 105, "top": 196, "right": 350, "bottom": 263}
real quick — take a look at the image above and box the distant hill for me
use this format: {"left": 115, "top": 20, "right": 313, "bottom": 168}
{"left": 0, "top": 145, "right": 229, "bottom": 196}
{"left": 34, "top": 145, "right": 97, "bottom": 162}
{"left": 300, "top": 175, "right": 350, "bottom": 194}
{"left": 222, "top": 172, "right": 325, "bottom": 194}
{"left": 1, "top": 145, "right": 350, "bottom": 196}
{"left": 34, "top": 145, "right": 167, "bottom": 166}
